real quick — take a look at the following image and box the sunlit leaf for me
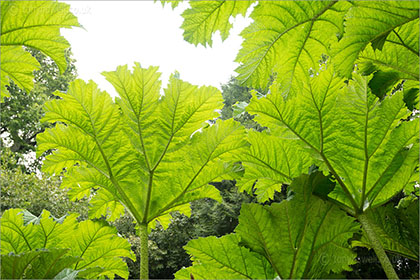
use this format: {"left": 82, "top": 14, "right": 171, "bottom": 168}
{"left": 38, "top": 64, "right": 247, "bottom": 229}
{"left": 159, "top": 0, "right": 182, "bottom": 9}
{"left": 333, "top": 1, "right": 419, "bottom": 78}
{"left": 181, "top": 0, "right": 254, "bottom": 47}
{"left": 0, "top": 209, "right": 134, "bottom": 279}
{"left": 354, "top": 199, "right": 419, "bottom": 260}
{"left": 177, "top": 173, "right": 358, "bottom": 279}
{"left": 1, "top": 249, "right": 79, "bottom": 280}
{"left": 236, "top": 173, "right": 359, "bottom": 279}
{"left": 247, "top": 68, "right": 419, "bottom": 211}
{"left": 238, "top": 130, "right": 312, "bottom": 201}
{"left": 235, "top": 1, "right": 349, "bottom": 91}
{"left": 175, "top": 234, "right": 275, "bottom": 279}
{"left": 0, "top": 1, "right": 79, "bottom": 98}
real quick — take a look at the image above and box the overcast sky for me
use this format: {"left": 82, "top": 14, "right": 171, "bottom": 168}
{"left": 62, "top": 1, "right": 251, "bottom": 97}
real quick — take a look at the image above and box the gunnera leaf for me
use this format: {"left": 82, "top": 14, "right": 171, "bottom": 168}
{"left": 0, "top": 1, "right": 79, "bottom": 99}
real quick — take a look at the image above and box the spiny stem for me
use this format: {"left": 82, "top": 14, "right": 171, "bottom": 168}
{"left": 139, "top": 223, "right": 149, "bottom": 280}
{"left": 358, "top": 212, "right": 399, "bottom": 280}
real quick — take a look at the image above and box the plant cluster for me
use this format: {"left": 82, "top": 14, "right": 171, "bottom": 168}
{"left": 1, "top": 1, "right": 418, "bottom": 280}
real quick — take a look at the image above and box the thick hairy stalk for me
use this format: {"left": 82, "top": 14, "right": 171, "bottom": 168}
{"left": 139, "top": 223, "right": 149, "bottom": 279}
{"left": 358, "top": 212, "right": 399, "bottom": 279}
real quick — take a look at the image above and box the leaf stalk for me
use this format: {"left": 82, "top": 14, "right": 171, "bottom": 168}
{"left": 357, "top": 212, "right": 399, "bottom": 279}
{"left": 139, "top": 223, "right": 149, "bottom": 280}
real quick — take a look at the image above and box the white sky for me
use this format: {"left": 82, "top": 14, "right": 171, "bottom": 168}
{"left": 62, "top": 1, "right": 252, "bottom": 97}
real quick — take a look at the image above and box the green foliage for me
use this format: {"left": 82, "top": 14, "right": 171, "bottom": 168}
{"left": 0, "top": 1, "right": 79, "bottom": 99}
{"left": 1, "top": 209, "right": 135, "bottom": 279}
{"left": 176, "top": 234, "right": 275, "bottom": 279}
{"left": 181, "top": 1, "right": 254, "bottom": 47}
{"left": 1, "top": 48, "right": 77, "bottom": 172}
{"left": 174, "top": 1, "right": 419, "bottom": 278}
{"left": 236, "top": 1, "right": 349, "bottom": 91}
{"left": 111, "top": 180, "right": 254, "bottom": 279}
{"left": 334, "top": 1, "right": 419, "bottom": 78}
{"left": 339, "top": 2, "right": 420, "bottom": 107}
{"left": 238, "top": 130, "right": 312, "bottom": 201}
{"left": 246, "top": 68, "right": 419, "bottom": 212}
{"left": 38, "top": 64, "right": 247, "bottom": 229}
{"left": 148, "top": 181, "right": 254, "bottom": 279}
{"left": 176, "top": 173, "right": 359, "bottom": 278}
{"left": 237, "top": 173, "right": 359, "bottom": 279}
{"left": 1, "top": 248, "right": 79, "bottom": 280}
{"left": 220, "top": 77, "right": 251, "bottom": 120}
{"left": 219, "top": 77, "right": 264, "bottom": 131}
{"left": 178, "top": 1, "right": 419, "bottom": 99}
{"left": 0, "top": 151, "right": 89, "bottom": 219}
{"left": 159, "top": 0, "right": 182, "bottom": 10}
{"left": 353, "top": 200, "right": 419, "bottom": 260}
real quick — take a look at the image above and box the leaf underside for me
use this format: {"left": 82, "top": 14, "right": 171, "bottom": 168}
{"left": 235, "top": 1, "right": 349, "bottom": 91}
{"left": 354, "top": 200, "right": 419, "bottom": 261}
{"left": 175, "top": 234, "right": 275, "bottom": 279}
{"left": 0, "top": 1, "right": 79, "bottom": 98}
{"left": 334, "top": 1, "right": 419, "bottom": 78}
{"left": 181, "top": 0, "right": 254, "bottom": 47}
{"left": 176, "top": 173, "right": 359, "bottom": 279}
{"left": 0, "top": 209, "right": 134, "bottom": 279}
{"left": 246, "top": 67, "right": 419, "bottom": 211}
{"left": 38, "top": 63, "right": 247, "bottom": 228}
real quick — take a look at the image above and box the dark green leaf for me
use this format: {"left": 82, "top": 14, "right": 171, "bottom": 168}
{"left": 236, "top": 174, "right": 359, "bottom": 279}
{"left": 370, "top": 31, "right": 391, "bottom": 51}
{"left": 354, "top": 200, "right": 419, "bottom": 260}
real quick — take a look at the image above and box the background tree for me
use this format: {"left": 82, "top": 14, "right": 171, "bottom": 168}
{"left": 220, "top": 76, "right": 267, "bottom": 131}
{"left": 0, "top": 148, "right": 89, "bottom": 219}
{"left": 1, "top": 48, "right": 77, "bottom": 173}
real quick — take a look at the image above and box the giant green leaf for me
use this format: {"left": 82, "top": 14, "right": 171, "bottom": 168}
{"left": 356, "top": 17, "right": 419, "bottom": 102}
{"left": 236, "top": 173, "right": 359, "bottom": 279}
{"left": 181, "top": 0, "right": 254, "bottom": 47}
{"left": 1, "top": 249, "right": 79, "bottom": 280}
{"left": 354, "top": 200, "right": 419, "bottom": 260}
{"left": 0, "top": 209, "right": 134, "bottom": 279}
{"left": 243, "top": 67, "right": 341, "bottom": 202}
{"left": 38, "top": 64, "right": 247, "bottom": 229}
{"left": 358, "top": 22, "right": 419, "bottom": 81}
{"left": 177, "top": 173, "right": 359, "bottom": 279}
{"left": 238, "top": 129, "right": 313, "bottom": 201}
{"left": 333, "top": 1, "right": 419, "bottom": 78}
{"left": 246, "top": 67, "right": 419, "bottom": 212}
{"left": 64, "top": 167, "right": 126, "bottom": 222}
{"left": 89, "top": 188, "right": 126, "bottom": 222}
{"left": 0, "top": 1, "right": 79, "bottom": 98}
{"left": 63, "top": 220, "right": 135, "bottom": 279}
{"left": 359, "top": 24, "right": 419, "bottom": 106}
{"left": 235, "top": 1, "right": 349, "bottom": 91}
{"left": 177, "top": 1, "right": 419, "bottom": 96}
{"left": 1, "top": 209, "right": 78, "bottom": 254}
{"left": 175, "top": 234, "right": 275, "bottom": 279}
{"left": 1, "top": 251, "right": 42, "bottom": 279}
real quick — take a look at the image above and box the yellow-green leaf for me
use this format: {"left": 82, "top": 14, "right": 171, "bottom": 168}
{"left": 235, "top": 1, "right": 349, "bottom": 91}
{"left": 333, "top": 1, "right": 419, "bottom": 78}
{"left": 0, "top": 1, "right": 79, "bottom": 98}
{"left": 38, "top": 64, "right": 247, "bottom": 230}
{"left": 181, "top": 0, "right": 254, "bottom": 47}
